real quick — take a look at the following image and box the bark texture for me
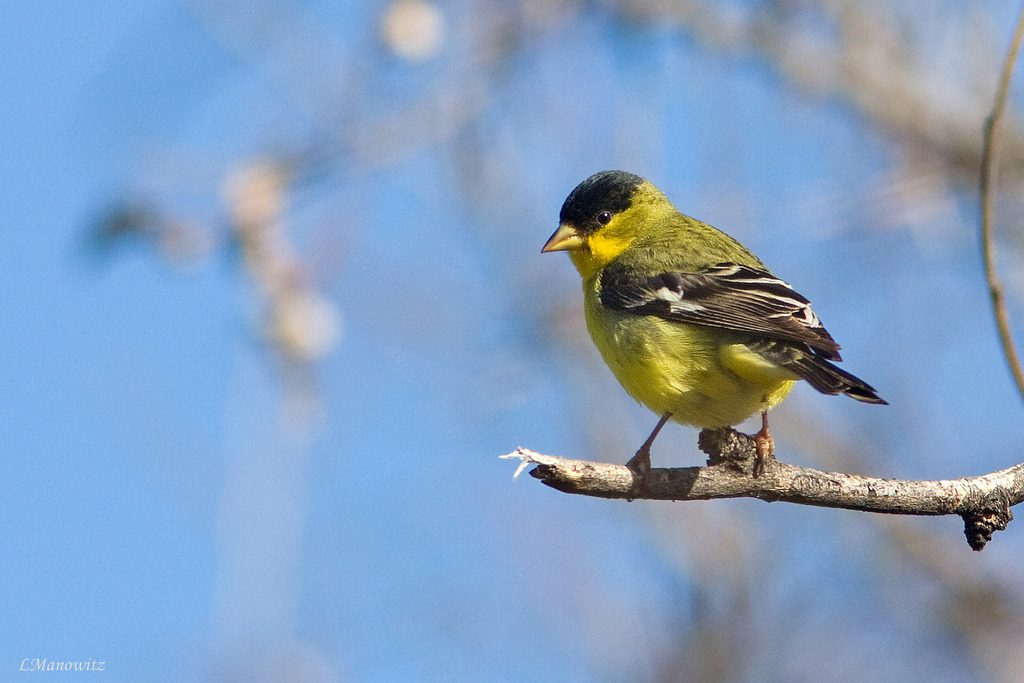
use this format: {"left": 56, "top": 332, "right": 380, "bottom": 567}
{"left": 502, "top": 428, "right": 1024, "bottom": 550}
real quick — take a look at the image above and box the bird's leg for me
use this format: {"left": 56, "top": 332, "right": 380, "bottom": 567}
{"left": 626, "top": 411, "right": 673, "bottom": 479}
{"left": 753, "top": 410, "right": 774, "bottom": 477}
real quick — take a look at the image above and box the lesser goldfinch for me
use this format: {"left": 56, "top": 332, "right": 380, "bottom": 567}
{"left": 543, "top": 171, "right": 886, "bottom": 476}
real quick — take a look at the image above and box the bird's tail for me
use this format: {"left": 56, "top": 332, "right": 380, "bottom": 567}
{"left": 751, "top": 340, "right": 887, "bottom": 405}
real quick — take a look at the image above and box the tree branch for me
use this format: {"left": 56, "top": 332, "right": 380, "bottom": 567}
{"left": 501, "top": 428, "right": 1024, "bottom": 551}
{"left": 980, "top": 2, "right": 1024, "bottom": 403}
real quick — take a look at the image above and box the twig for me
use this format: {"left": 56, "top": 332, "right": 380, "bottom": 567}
{"left": 980, "top": 2, "right": 1024, "bottom": 402}
{"left": 501, "top": 428, "right": 1024, "bottom": 551}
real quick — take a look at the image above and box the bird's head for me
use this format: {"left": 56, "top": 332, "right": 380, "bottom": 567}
{"left": 543, "top": 170, "right": 667, "bottom": 277}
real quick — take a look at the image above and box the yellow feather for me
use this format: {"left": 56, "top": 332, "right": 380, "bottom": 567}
{"left": 583, "top": 276, "right": 795, "bottom": 427}
{"left": 568, "top": 225, "right": 638, "bottom": 279}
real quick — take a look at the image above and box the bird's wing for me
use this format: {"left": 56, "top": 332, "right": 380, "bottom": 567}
{"left": 599, "top": 262, "right": 843, "bottom": 360}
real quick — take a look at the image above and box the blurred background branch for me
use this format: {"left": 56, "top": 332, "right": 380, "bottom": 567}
{"left": 980, "top": 1, "right": 1024, "bottom": 402}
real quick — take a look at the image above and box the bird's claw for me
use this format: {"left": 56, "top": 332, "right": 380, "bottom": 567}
{"left": 753, "top": 423, "right": 774, "bottom": 478}
{"left": 625, "top": 446, "right": 652, "bottom": 486}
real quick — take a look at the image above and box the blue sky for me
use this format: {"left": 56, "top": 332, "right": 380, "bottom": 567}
{"left": 3, "top": 1, "right": 1024, "bottom": 681}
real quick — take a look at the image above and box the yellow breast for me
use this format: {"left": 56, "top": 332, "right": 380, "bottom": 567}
{"left": 582, "top": 276, "right": 796, "bottom": 427}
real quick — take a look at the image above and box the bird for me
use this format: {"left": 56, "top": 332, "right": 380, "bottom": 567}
{"left": 542, "top": 170, "right": 886, "bottom": 477}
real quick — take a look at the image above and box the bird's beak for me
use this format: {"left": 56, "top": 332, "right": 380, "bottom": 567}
{"left": 541, "top": 224, "right": 584, "bottom": 253}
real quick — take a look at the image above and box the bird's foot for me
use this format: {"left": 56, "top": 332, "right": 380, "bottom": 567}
{"left": 625, "top": 446, "right": 652, "bottom": 486}
{"left": 624, "top": 412, "right": 672, "bottom": 492}
{"left": 752, "top": 412, "right": 774, "bottom": 478}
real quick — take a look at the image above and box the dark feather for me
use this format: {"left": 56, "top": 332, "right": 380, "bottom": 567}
{"left": 600, "top": 262, "right": 843, "bottom": 360}
{"left": 746, "top": 340, "right": 887, "bottom": 404}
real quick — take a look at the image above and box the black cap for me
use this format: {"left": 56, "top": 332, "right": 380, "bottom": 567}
{"left": 559, "top": 171, "right": 645, "bottom": 233}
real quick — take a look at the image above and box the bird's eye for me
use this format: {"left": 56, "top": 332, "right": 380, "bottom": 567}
{"left": 597, "top": 211, "right": 612, "bottom": 225}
